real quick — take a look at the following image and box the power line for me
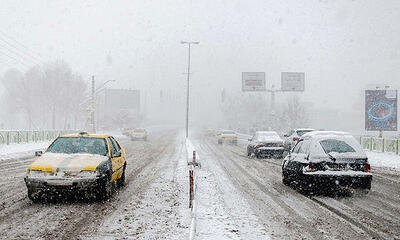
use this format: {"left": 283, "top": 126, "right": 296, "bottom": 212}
{"left": 0, "top": 30, "right": 44, "bottom": 62}
{"left": 0, "top": 49, "right": 31, "bottom": 68}
{"left": 0, "top": 42, "right": 39, "bottom": 65}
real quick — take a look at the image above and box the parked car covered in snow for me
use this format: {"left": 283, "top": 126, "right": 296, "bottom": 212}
{"left": 283, "top": 128, "right": 315, "bottom": 150}
{"left": 217, "top": 130, "right": 237, "bottom": 145}
{"left": 24, "top": 132, "right": 127, "bottom": 201}
{"left": 282, "top": 131, "right": 372, "bottom": 194}
{"left": 247, "top": 131, "right": 285, "bottom": 158}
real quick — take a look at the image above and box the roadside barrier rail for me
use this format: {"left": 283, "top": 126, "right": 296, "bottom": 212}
{"left": 0, "top": 130, "right": 75, "bottom": 145}
{"left": 358, "top": 136, "right": 400, "bottom": 155}
{"left": 186, "top": 139, "right": 200, "bottom": 240}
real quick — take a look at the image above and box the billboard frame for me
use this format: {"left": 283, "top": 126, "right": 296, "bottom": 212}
{"left": 365, "top": 89, "right": 397, "bottom": 131}
{"left": 281, "top": 72, "right": 305, "bottom": 92}
{"left": 242, "top": 72, "right": 266, "bottom": 92}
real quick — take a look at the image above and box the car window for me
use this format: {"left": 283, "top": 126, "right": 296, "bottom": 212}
{"left": 108, "top": 137, "right": 118, "bottom": 156}
{"left": 299, "top": 140, "right": 311, "bottom": 154}
{"left": 320, "top": 139, "right": 356, "bottom": 153}
{"left": 292, "top": 141, "right": 303, "bottom": 153}
{"left": 296, "top": 130, "right": 313, "bottom": 137}
{"left": 110, "top": 137, "right": 121, "bottom": 152}
{"left": 47, "top": 137, "right": 107, "bottom": 156}
{"left": 288, "top": 130, "right": 295, "bottom": 136}
{"left": 223, "top": 130, "right": 235, "bottom": 134}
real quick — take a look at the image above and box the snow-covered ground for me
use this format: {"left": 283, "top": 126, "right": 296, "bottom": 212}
{"left": 0, "top": 141, "right": 50, "bottom": 161}
{"left": 366, "top": 151, "right": 400, "bottom": 170}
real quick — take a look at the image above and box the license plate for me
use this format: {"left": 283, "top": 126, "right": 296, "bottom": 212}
{"left": 330, "top": 164, "right": 346, "bottom": 170}
{"left": 47, "top": 180, "right": 73, "bottom": 186}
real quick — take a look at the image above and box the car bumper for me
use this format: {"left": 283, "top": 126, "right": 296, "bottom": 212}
{"left": 24, "top": 176, "right": 106, "bottom": 193}
{"left": 303, "top": 171, "right": 372, "bottom": 188}
{"left": 256, "top": 147, "right": 285, "bottom": 155}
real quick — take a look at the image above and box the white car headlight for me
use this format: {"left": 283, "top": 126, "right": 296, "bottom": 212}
{"left": 28, "top": 170, "right": 50, "bottom": 178}
{"left": 78, "top": 170, "right": 99, "bottom": 178}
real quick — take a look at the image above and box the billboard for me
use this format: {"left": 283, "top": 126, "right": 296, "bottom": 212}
{"left": 281, "top": 72, "right": 305, "bottom": 91}
{"left": 104, "top": 89, "right": 140, "bottom": 111}
{"left": 242, "top": 72, "right": 266, "bottom": 91}
{"left": 365, "top": 90, "right": 397, "bottom": 131}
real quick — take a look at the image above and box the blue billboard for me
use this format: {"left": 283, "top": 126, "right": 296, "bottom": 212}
{"left": 365, "top": 90, "right": 397, "bottom": 131}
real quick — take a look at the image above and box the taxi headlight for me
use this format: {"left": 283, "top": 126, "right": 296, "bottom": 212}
{"left": 28, "top": 170, "right": 50, "bottom": 178}
{"left": 78, "top": 170, "right": 99, "bottom": 178}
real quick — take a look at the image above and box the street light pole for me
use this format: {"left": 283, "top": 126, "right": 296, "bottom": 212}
{"left": 88, "top": 77, "right": 116, "bottom": 133}
{"left": 181, "top": 41, "right": 199, "bottom": 139}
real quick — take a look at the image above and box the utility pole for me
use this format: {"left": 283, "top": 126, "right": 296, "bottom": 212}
{"left": 181, "top": 41, "right": 199, "bottom": 138}
{"left": 91, "top": 76, "right": 95, "bottom": 133}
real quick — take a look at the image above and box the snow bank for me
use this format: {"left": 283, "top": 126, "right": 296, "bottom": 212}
{"left": 0, "top": 141, "right": 50, "bottom": 161}
{"left": 367, "top": 151, "right": 400, "bottom": 171}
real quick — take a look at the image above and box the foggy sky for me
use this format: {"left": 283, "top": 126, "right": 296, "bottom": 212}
{"left": 1, "top": 0, "right": 400, "bottom": 130}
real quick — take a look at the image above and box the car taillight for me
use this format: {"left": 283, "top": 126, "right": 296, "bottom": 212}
{"left": 364, "top": 164, "right": 371, "bottom": 173}
{"left": 293, "top": 137, "right": 299, "bottom": 141}
{"left": 256, "top": 144, "right": 264, "bottom": 148}
{"left": 305, "top": 163, "right": 315, "bottom": 172}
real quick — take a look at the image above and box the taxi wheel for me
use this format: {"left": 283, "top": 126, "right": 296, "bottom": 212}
{"left": 117, "top": 164, "right": 126, "bottom": 187}
{"left": 98, "top": 174, "right": 112, "bottom": 200}
{"left": 28, "top": 189, "right": 40, "bottom": 203}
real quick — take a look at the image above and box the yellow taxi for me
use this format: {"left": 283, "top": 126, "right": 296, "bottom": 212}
{"left": 130, "top": 128, "right": 148, "bottom": 141}
{"left": 24, "top": 132, "right": 126, "bottom": 201}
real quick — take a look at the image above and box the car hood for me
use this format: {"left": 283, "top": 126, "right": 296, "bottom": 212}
{"left": 28, "top": 152, "right": 108, "bottom": 172}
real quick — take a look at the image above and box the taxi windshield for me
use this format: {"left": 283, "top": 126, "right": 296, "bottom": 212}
{"left": 47, "top": 137, "right": 108, "bottom": 156}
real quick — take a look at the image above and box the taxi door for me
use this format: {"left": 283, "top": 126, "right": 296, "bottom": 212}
{"left": 107, "top": 137, "right": 124, "bottom": 182}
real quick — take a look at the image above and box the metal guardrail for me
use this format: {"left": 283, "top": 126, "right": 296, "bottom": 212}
{"left": 359, "top": 136, "right": 399, "bottom": 155}
{"left": 0, "top": 130, "right": 75, "bottom": 145}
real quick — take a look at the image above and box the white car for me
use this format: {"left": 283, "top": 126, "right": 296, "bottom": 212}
{"left": 217, "top": 130, "right": 238, "bottom": 145}
{"left": 284, "top": 128, "right": 315, "bottom": 150}
{"left": 247, "top": 131, "right": 285, "bottom": 158}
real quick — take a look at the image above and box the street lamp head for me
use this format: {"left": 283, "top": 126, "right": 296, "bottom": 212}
{"left": 181, "top": 41, "right": 199, "bottom": 45}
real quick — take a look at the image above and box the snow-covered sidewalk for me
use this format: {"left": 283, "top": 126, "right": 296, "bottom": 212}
{"left": 366, "top": 151, "right": 400, "bottom": 171}
{"left": 0, "top": 141, "right": 50, "bottom": 161}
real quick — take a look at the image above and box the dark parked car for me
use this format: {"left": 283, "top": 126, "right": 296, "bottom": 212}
{"left": 247, "top": 131, "right": 285, "bottom": 158}
{"left": 282, "top": 131, "right": 372, "bottom": 194}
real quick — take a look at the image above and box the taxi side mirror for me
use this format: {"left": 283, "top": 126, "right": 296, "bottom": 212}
{"left": 35, "top": 151, "right": 43, "bottom": 157}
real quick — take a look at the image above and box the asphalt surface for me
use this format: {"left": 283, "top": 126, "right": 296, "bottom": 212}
{"left": 0, "top": 130, "right": 189, "bottom": 240}
{"left": 195, "top": 133, "right": 400, "bottom": 240}
{"left": 0, "top": 129, "right": 399, "bottom": 239}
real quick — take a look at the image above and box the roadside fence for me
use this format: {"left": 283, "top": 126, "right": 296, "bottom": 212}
{"left": 0, "top": 130, "right": 75, "bottom": 145}
{"left": 359, "top": 136, "right": 400, "bottom": 155}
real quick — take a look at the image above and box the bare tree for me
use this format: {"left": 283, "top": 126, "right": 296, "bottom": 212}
{"left": 0, "top": 61, "right": 87, "bottom": 130}
{"left": 280, "top": 95, "right": 309, "bottom": 130}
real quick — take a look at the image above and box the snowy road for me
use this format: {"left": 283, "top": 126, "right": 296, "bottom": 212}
{"left": 0, "top": 129, "right": 399, "bottom": 239}
{"left": 0, "top": 130, "right": 190, "bottom": 240}
{"left": 193, "top": 133, "right": 400, "bottom": 240}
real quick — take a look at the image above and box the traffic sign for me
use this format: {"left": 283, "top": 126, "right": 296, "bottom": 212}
{"left": 242, "top": 72, "right": 266, "bottom": 91}
{"left": 281, "top": 72, "right": 305, "bottom": 91}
